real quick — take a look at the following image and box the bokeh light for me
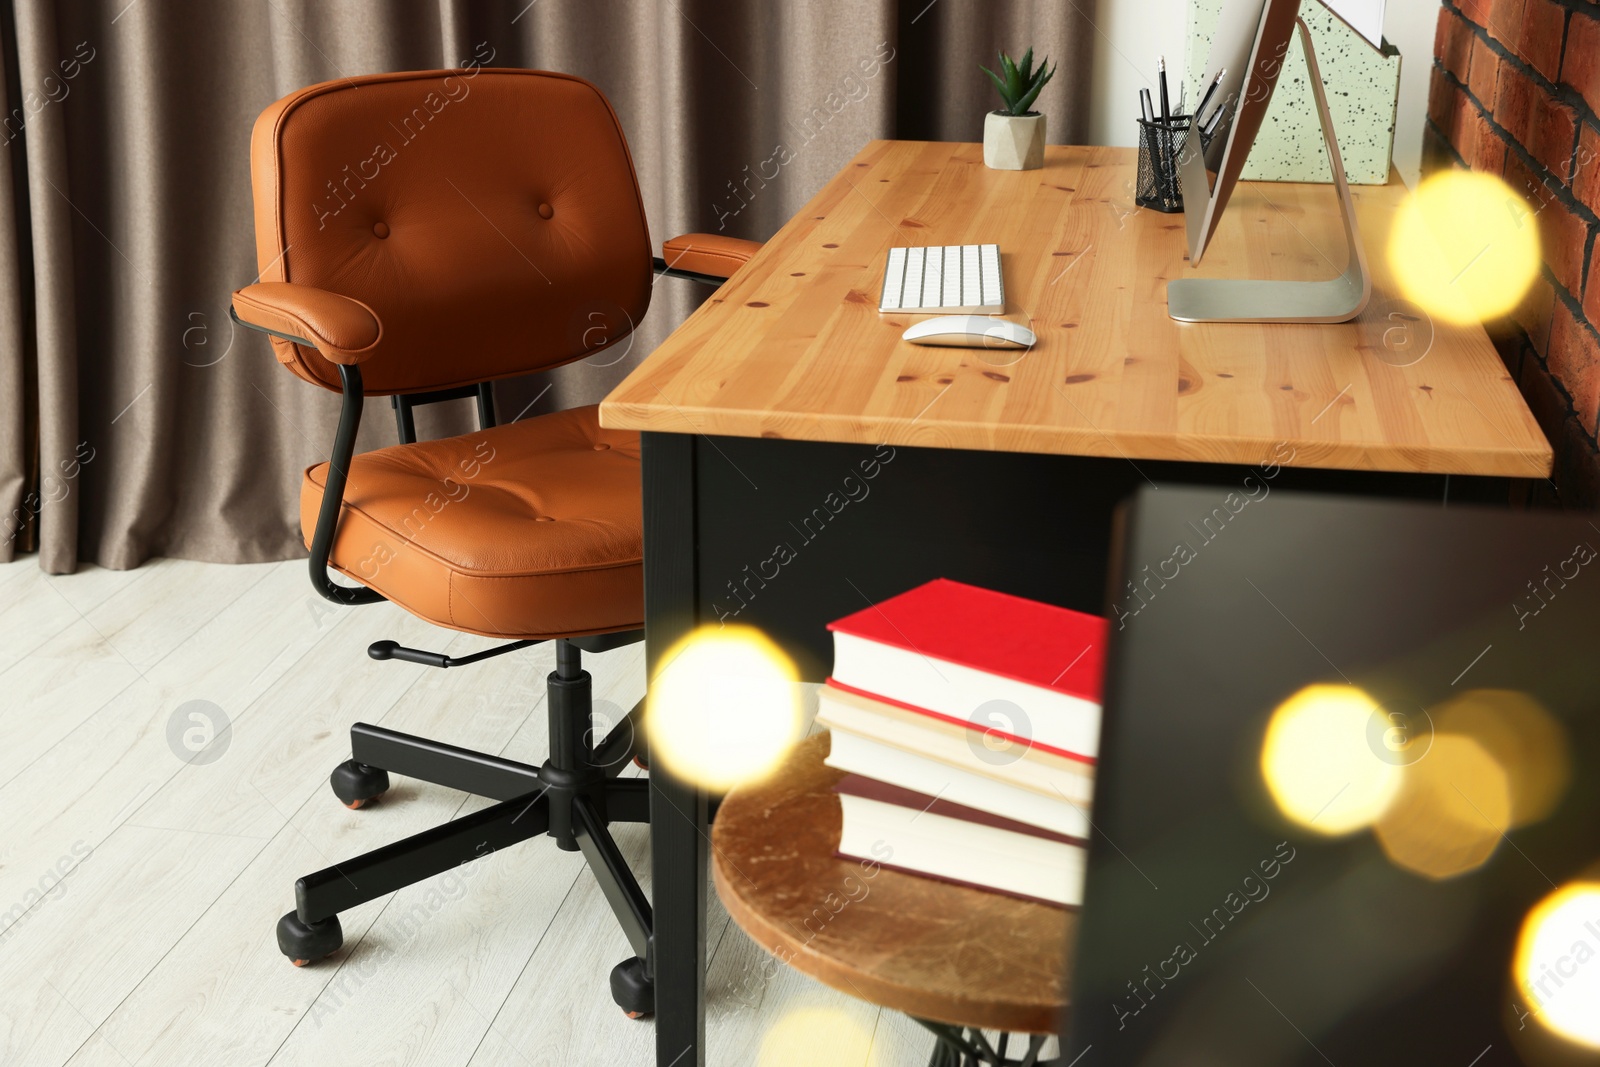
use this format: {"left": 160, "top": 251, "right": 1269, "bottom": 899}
{"left": 1387, "top": 170, "right": 1540, "bottom": 325}
{"left": 1433, "top": 690, "right": 1570, "bottom": 828}
{"left": 644, "top": 625, "right": 803, "bottom": 793}
{"left": 1261, "top": 684, "right": 1402, "bottom": 835}
{"left": 758, "top": 1006, "right": 878, "bottom": 1066}
{"left": 1374, "top": 733, "right": 1510, "bottom": 880}
{"left": 1513, "top": 882, "right": 1600, "bottom": 1049}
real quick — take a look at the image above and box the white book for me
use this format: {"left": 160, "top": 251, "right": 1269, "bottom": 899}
{"left": 823, "top": 726, "right": 1091, "bottom": 839}
{"left": 816, "top": 684, "right": 1095, "bottom": 805}
{"left": 837, "top": 792, "right": 1085, "bottom": 907}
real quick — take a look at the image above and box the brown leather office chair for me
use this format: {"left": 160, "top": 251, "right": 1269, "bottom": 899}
{"left": 230, "top": 68, "right": 759, "bottom": 1017}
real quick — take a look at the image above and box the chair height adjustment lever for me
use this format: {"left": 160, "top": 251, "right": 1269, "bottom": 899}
{"left": 368, "top": 638, "right": 542, "bottom": 669}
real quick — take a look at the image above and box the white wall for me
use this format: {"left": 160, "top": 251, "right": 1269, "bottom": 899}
{"left": 1084, "top": 0, "right": 1194, "bottom": 151}
{"left": 1385, "top": 0, "right": 1441, "bottom": 187}
{"left": 1087, "top": 0, "right": 1442, "bottom": 187}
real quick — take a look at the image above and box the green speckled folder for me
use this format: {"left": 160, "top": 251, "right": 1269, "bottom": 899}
{"left": 1186, "top": 0, "right": 1400, "bottom": 184}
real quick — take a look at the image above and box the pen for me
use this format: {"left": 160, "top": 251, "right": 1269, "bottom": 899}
{"left": 1140, "top": 88, "right": 1153, "bottom": 123}
{"left": 1203, "top": 100, "right": 1226, "bottom": 138}
{"left": 1158, "top": 56, "right": 1170, "bottom": 124}
{"left": 1195, "top": 67, "right": 1225, "bottom": 125}
{"left": 1157, "top": 57, "right": 1174, "bottom": 198}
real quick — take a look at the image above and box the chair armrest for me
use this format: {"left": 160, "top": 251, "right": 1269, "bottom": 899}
{"left": 660, "top": 234, "right": 763, "bottom": 280}
{"left": 231, "top": 282, "right": 383, "bottom": 364}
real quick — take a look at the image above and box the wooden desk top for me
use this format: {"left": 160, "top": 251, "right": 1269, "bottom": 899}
{"left": 710, "top": 733, "right": 1070, "bottom": 1034}
{"left": 601, "top": 141, "right": 1550, "bottom": 478}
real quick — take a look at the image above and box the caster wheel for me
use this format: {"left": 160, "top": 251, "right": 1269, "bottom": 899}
{"left": 610, "top": 956, "right": 654, "bottom": 1018}
{"left": 330, "top": 760, "right": 389, "bottom": 809}
{"left": 277, "top": 911, "right": 342, "bottom": 966}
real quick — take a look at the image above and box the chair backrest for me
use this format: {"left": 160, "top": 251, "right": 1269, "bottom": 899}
{"left": 250, "top": 68, "right": 653, "bottom": 395}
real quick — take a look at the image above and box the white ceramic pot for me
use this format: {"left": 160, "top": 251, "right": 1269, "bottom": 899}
{"left": 983, "top": 111, "right": 1046, "bottom": 171}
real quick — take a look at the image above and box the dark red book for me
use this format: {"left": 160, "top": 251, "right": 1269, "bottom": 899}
{"left": 833, "top": 774, "right": 1087, "bottom": 846}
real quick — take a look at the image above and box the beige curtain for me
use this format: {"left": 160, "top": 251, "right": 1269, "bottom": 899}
{"left": 0, "top": 0, "right": 1093, "bottom": 572}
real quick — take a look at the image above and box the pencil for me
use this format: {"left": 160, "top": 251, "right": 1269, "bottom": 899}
{"left": 1158, "top": 56, "right": 1170, "bottom": 124}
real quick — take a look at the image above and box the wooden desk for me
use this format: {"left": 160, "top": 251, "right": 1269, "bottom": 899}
{"left": 601, "top": 141, "right": 1550, "bottom": 1067}
{"left": 605, "top": 141, "right": 1549, "bottom": 478}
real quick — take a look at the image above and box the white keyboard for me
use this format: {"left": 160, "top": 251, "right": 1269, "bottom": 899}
{"left": 879, "top": 244, "right": 1004, "bottom": 314}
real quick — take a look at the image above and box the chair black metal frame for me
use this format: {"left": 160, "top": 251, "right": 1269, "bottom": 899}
{"left": 233, "top": 256, "right": 724, "bottom": 1018}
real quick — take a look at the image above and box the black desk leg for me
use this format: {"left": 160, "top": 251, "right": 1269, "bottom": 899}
{"left": 650, "top": 765, "right": 709, "bottom": 1065}
{"left": 641, "top": 431, "right": 707, "bottom": 1066}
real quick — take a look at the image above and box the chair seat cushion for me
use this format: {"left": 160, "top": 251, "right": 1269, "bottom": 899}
{"left": 302, "top": 405, "right": 642, "bottom": 639}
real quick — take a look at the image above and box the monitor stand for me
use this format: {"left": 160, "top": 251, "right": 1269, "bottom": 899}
{"left": 1167, "top": 16, "right": 1372, "bottom": 324}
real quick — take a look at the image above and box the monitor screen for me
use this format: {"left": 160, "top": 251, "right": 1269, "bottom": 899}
{"left": 1179, "top": 0, "right": 1299, "bottom": 262}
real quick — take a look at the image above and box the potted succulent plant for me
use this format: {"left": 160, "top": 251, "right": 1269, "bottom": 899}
{"left": 981, "top": 48, "right": 1055, "bottom": 171}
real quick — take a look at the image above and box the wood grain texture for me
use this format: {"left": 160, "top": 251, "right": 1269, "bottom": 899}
{"left": 711, "top": 733, "right": 1071, "bottom": 1035}
{"left": 602, "top": 141, "right": 1550, "bottom": 478}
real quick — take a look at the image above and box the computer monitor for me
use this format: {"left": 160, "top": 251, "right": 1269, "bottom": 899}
{"left": 1170, "top": 0, "right": 1373, "bottom": 323}
{"left": 1065, "top": 487, "right": 1600, "bottom": 1065}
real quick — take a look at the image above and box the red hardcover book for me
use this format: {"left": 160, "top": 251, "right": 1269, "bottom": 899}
{"left": 827, "top": 578, "right": 1106, "bottom": 762}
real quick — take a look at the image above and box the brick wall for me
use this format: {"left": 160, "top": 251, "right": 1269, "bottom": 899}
{"left": 1427, "top": 0, "right": 1600, "bottom": 506}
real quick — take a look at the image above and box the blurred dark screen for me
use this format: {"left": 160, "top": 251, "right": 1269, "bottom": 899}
{"left": 1065, "top": 487, "right": 1600, "bottom": 1066}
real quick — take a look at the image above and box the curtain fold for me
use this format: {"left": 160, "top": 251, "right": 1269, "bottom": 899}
{"left": 0, "top": 1, "right": 28, "bottom": 561}
{"left": 0, "top": 0, "right": 1094, "bottom": 572}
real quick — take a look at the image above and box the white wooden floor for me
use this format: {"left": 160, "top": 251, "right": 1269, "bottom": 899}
{"left": 0, "top": 556, "right": 958, "bottom": 1067}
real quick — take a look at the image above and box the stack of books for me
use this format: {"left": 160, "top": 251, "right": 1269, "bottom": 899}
{"left": 821, "top": 578, "right": 1106, "bottom": 908}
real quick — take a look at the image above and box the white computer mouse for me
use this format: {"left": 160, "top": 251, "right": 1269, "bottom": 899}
{"left": 902, "top": 315, "right": 1037, "bottom": 349}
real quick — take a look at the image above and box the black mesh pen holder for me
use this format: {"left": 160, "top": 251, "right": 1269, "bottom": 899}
{"left": 1135, "top": 115, "right": 1191, "bottom": 213}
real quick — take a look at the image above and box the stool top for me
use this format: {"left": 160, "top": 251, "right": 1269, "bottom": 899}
{"left": 710, "top": 733, "right": 1073, "bottom": 1033}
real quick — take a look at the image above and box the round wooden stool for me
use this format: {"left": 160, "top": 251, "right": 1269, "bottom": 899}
{"left": 711, "top": 733, "right": 1075, "bottom": 1066}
